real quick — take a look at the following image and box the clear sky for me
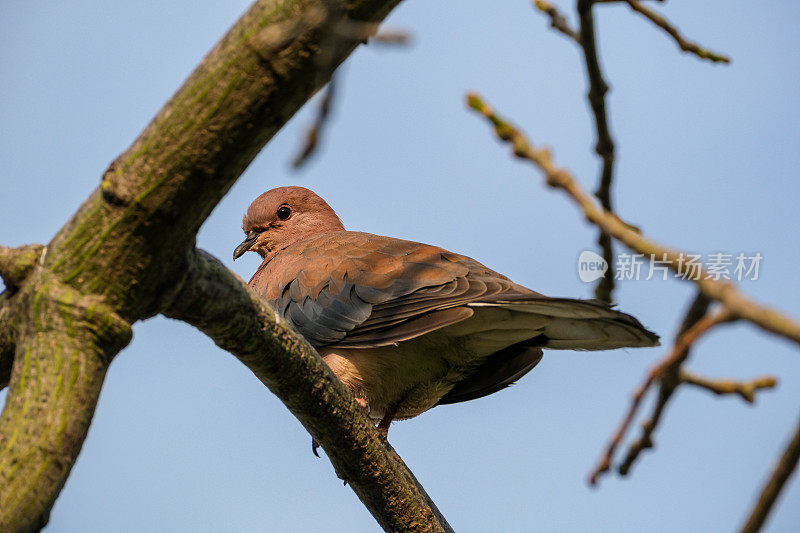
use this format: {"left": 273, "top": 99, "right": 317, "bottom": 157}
{"left": 2, "top": 1, "right": 799, "bottom": 532}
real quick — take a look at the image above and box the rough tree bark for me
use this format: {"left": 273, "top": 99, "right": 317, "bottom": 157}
{"left": 0, "top": 1, "right": 456, "bottom": 531}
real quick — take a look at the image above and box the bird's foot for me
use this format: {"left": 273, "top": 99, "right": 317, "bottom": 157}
{"left": 376, "top": 403, "right": 398, "bottom": 440}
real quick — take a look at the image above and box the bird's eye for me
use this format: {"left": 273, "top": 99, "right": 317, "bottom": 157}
{"left": 276, "top": 205, "right": 292, "bottom": 221}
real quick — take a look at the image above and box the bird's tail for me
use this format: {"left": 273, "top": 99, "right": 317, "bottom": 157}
{"left": 469, "top": 297, "right": 659, "bottom": 350}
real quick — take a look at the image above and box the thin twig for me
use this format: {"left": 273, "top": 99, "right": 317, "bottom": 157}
{"left": 293, "top": 76, "right": 337, "bottom": 168}
{"left": 335, "top": 19, "right": 411, "bottom": 45}
{"left": 614, "top": 292, "right": 710, "bottom": 475}
{"left": 466, "top": 93, "right": 800, "bottom": 346}
{"left": 532, "top": 1, "right": 579, "bottom": 42}
{"left": 680, "top": 371, "right": 777, "bottom": 404}
{"left": 466, "top": 94, "right": 800, "bottom": 486}
{"left": 623, "top": 0, "right": 730, "bottom": 63}
{"left": 739, "top": 413, "right": 800, "bottom": 533}
{"left": 589, "top": 307, "right": 735, "bottom": 484}
{"left": 577, "top": 0, "right": 617, "bottom": 303}
{"left": 292, "top": 4, "right": 408, "bottom": 168}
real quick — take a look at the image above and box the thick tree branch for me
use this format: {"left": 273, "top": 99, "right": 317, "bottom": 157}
{"left": 46, "top": 0, "right": 401, "bottom": 321}
{"left": 740, "top": 413, "right": 800, "bottom": 533}
{"left": 164, "top": 249, "right": 453, "bottom": 533}
{"left": 466, "top": 93, "right": 800, "bottom": 345}
{"left": 0, "top": 271, "right": 131, "bottom": 532}
{"left": 0, "top": 1, "right": 404, "bottom": 529}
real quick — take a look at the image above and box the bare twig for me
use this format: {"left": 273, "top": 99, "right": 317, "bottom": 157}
{"left": 532, "top": 1, "right": 579, "bottom": 42}
{"left": 466, "top": 93, "right": 800, "bottom": 346}
{"left": 577, "top": 0, "right": 617, "bottom": 303}
{"left": 740, "top": 413, "right": 800, "bottom": 533}
{"left": 675, "top": 292, "right": 713, "bottom": 338}
{"left": 466, "top": 94, "right": 800, "bottom": 489}
{"left": 293, "top": 76, "right": 338, "bottom": 168}
{"left": 537, "top": 0, "right": 726, "bottom": 301}
{"left": 623, "top": 0, "right": 730, "bottom": 63}
{"left": 680, "top": 371, "right": 777, "bottom": 404}
{"left": 613, "top": 292, "right": 709, "bottom": 475}
{"left": 617, "top": 367, "right": 777, "bottom": 477}
{"left": 292, "top": 4, "right": 408, "bottom": 168}
{"left": 335, "top": 19, "right": 410, "bottom": 44}
{"left": 589, "top": 307, "right": 735, "bottom": 484}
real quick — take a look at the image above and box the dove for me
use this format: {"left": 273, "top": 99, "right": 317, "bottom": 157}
{"left": 234, "top": 186, "right": 658, "bottom": 433}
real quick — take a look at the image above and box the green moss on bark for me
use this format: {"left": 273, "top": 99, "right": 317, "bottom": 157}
{"left": 0, "top": 1, "right": 417, "bottom": 531}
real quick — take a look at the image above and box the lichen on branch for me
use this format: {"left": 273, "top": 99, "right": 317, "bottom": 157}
{"left": 163, "top": 249, "right": 453, "bottom": 533}
{"left": 0, "top": 1, "right": 443, "bottom": 531}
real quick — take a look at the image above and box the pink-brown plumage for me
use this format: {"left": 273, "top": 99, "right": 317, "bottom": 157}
{"left": 236, "top": 187, "right": 658, "bottom": 428}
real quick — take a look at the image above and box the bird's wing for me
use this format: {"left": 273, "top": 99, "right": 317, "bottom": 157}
{"left": 249, "top": 231, "right": 659, "bottom": 350}
{"left": 248, "top": 231, "right": 526, "bottom": 347}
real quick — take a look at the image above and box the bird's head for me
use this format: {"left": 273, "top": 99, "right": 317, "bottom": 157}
{"left": 233, "top": 186, "right": 345, "bottom": 261}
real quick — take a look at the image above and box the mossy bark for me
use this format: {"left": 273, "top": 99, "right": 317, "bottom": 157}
{"left": 0, "top": 1, "right": 446, "bottom": 531}
{"left": 0, "top": 272, "right": 131, "bottom": 532}
{"left": 165, "top": 251, "right": 453, "bottom": 532}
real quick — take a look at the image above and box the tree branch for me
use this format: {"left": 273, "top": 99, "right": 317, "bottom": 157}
{"left": 536, "top": 0, "right": 726, "bottom": 302}
{"left": 0, "top": 271, "right": 132, "bottom": 532}
{"left": 577, "top": 0, "right": 617, "bottom": 303}
{"left": 164, "top": 249, "right": 453, "bottom": 533}
{"left": 0, "top": 244, "right": 45, "bottom": 391}
{"left": 0, "top": 244, "right": 44, "bottom": 293}
{"left": 591, "top": 305, "right": 734, "bottom": 484}
{"left": 466, "top": 93, "right": 800, "bottom": 345}
{"left": 466, "top": 93, "right": 800, "bottom": 491}
{"left": 0, "top": 293, "right": 14, "bottom": 390}
{"left": 532, "top": 1, "right": 579, "bottom": 42}
{"left": 293, "top": 75, "right": 338, "bottom": 168}
{"left": 623, "top": 0, "right": 730, "bottom": 63}
{"left": 740, "top": 413, "right": 800, "bottom": 533}
{"left": 0, "top": 0, "right": 404, "bottom": 529}
{"left": 679, "top": 371, "right": 777, "bottom": 404}
{"left": 615, "top": 292, "right": 713, "bottom": 477}
{"left": 291, "top": 7, "right": 409, "bottom": 169}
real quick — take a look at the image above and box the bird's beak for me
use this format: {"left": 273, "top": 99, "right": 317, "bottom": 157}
{"left": 233, "top": 232, "right": 259, "bottom": 261}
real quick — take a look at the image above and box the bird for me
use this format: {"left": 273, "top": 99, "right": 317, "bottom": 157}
{"left": 234, "top": 186, "right": 658, "bottom": 434}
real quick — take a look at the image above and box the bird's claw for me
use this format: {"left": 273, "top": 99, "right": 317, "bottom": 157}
{"left": 312, "top": 438, "right": 321, "bottom": 457}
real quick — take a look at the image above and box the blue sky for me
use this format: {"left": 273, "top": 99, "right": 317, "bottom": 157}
{"left": 1, "top": 1, "right": 799, "bottom": 531}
